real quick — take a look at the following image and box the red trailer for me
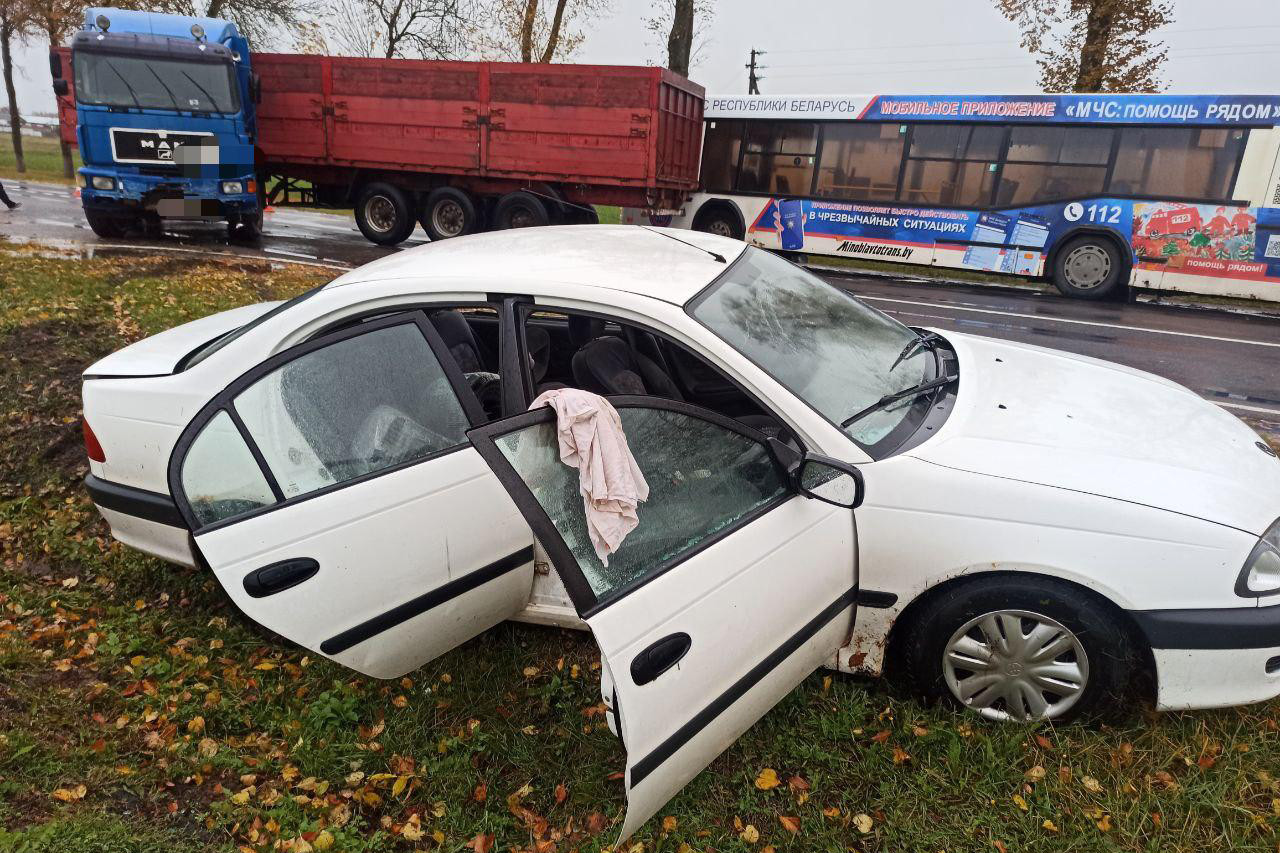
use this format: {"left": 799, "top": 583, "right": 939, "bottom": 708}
{"left": 53, "top": 47, "right": 704, "bottom": 246}
{"left": 255, "top": 55, "right": 703, "bottom": 244}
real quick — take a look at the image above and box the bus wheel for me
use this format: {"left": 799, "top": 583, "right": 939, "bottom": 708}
{"left": 493, "top": 191, "right": 551, "bottom": 229}
{"left": 355, "top": 182, "right": 416, "bottom": 246}
{"left": 84, "top": 209, "right": 133, "bottom": 239}
{"left": 1051, "top": 235, "right": 1125, "bottom": 300}
{"left": 420, "top": 187, "right": 482, "bottom": 240}
{"left": 692, "top": 204, "right": 744, "bottom": 240}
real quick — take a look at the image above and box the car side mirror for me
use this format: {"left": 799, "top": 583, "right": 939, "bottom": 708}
{"left": 49, "top": 50, "right": 62, "bottom": 79}
{"left": 52, "top": 78, "right": 69, "bottom": 97}
{"left": 796, "top": 454, "right": 864, "bottom": 509}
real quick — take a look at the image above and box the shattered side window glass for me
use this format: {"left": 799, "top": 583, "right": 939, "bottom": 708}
{"left": 496, "top": 407, "right": 787, "bottom": 604}
{"left": 235, "top": 322, "right": 470, "bottom": 499}
{"left": 181, "top": 410, "right": 277, "bottom": 526}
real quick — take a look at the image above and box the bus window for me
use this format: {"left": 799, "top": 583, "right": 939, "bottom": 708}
{"left": 998, "top": 126, "right": 1112, "bottom": 205}
{"left": 738, "top": 122, "right": 817, "bottom": 195}
{"left": 900, "top": 124, "right": 1003, "bottom": 206}
{"left": 701, "top": 120, "right": 745, "bottom": 194}
{"left": 1110, "top": 127, "right": 1247, "bottom": 201}
{"left": 813, "top": 122, "right": 904, "bottom": 202}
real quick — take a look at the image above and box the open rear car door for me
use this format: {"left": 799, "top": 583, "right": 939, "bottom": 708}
{"left": 171, "top": 312, "right": 534, "bottom": 679}
{"left": 468, "top": 396, "right": 862, "bottom": 840}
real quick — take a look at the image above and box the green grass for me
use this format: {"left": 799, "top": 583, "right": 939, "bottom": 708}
{"left": 0, "top": 135, "right": 81, "bottom": 185}
{"left": 2, "top": 244, "right": 1280, "bottom": 851}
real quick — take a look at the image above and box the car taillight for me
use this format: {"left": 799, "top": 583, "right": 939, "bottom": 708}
{"left": 83, "top": 418, "right": 105, "bottom": 462}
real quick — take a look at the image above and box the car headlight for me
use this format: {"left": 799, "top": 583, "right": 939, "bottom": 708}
{"left": 90, "top": 175, "right": 115, "bottom": 190}
{"left": 220, "top": 181, "right": 244, "bottom": 195}
{"left": 1237, "top": 517, "right": 1280, "bottom": 597}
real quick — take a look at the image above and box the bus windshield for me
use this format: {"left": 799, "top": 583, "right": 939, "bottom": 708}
{"left": 74, "top": 51, "right": 239, "bottom": 114}
{"left": 689, "top": 247, "right": 935, "bottom": 452}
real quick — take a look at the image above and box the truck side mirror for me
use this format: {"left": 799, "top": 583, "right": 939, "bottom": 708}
{"left": 49, "top": 50, "right": 62, "bottom": 79}
{"left": 52, "top": 78, "right": 69, "bottom": 97}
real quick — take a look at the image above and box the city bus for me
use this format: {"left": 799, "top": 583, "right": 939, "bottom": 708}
{"left": 626, "top": 94, "right": 1280, "bottom": 301}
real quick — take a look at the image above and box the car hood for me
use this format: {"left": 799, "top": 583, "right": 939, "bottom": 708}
{"left": 912, "top": 332, "right": 1280, "bottom": 536}
{"left": 83, "top": 301, "right": 277, "bottom": 377}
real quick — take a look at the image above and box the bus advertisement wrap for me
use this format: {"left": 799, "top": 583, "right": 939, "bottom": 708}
{"left": 746, "top": 197, "right": 1280, "bottom": 282}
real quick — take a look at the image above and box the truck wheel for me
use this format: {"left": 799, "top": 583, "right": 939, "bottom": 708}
{"left": 84, "top": 209, "right": 132, "bottom": 239}
{"left": 355, "top": 182, "right": 416, "bottom": 246}
{"left": 419, "top": 187, "right": 481, "bottom": 240}
{"left": 228, "top": 195, "right": 265, "bottom": 243}
{"left": 692, "top": 204, "right": 744, "bottom": 240}
{"left": 1051, "top": 235, "right": 1126, "bottom": 300}
{"left": 493, "top": 191, "right": 551, "bottom": 230}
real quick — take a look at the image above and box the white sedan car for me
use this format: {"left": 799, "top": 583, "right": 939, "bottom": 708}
{"left": 82, "top": 226, "right": 1280, "bottom": 839}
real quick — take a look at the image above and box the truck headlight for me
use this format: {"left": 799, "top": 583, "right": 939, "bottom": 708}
{"left": 220, "top": 181, "right": 244, "bottom": 195}
{"left": 1237, "top": 517, "right": 1280, "bottom": 597}
{"left": 91, "top": 175, "right": 115, "bottom": 190}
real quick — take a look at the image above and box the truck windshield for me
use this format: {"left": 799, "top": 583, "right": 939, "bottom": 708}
{"left": 74, "top": 51, "right": 239, "bottom": 114}
{"left": 688, "top": 247, "right": 938, "bottom": 455}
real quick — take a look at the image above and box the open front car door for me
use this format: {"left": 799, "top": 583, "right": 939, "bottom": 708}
{"left": 468, "top": 396, "right": 862, "bottom": 840}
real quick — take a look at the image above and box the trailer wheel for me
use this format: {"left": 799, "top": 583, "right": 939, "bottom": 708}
{"left": 355, "top": 182, "right": 416, "bottom": 246}
{"left": 419, "top": 187, "right": 481, "bottom": 240}
{"left": 84, "top": 209, "right": 133, "bottom": 239}
{"left": 692, "top": 202, "right": 744, "bottom": 240}
{"left": 493, "top": 191, "right": 551, "bottom": 230}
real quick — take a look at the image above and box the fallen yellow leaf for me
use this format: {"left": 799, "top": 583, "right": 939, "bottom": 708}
{"left": 739, "top": 823, "right": 759, "bottom": 843}
{"left": 853, "top": 813, "right": 873, "bottom": 834}
{"left": 755, "top": 768, "right": 781, "bottom": 790}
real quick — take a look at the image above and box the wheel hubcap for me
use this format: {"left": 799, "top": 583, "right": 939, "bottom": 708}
{"left": 1063, "top": 245, "right": 1111, "bottom": 290}
{"left": 364, "top": 195, "right": 396, "bottom": 233}
{"left": 509, "top": 207, "right": 536, "bottom": 229}
{"left": 432, "top": 199, "right": 466, "bottom": 237}
{"left": 707, "top": 219, "right": 732, "bottom": 237}
{"left": 942, "top": 609, "right": 1089, "bottom": 722}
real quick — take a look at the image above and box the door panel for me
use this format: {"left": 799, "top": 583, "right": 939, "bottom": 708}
{"left": 196, "top": 448, "right": 533, "bottom": 678}
{"left": 179, "top": 313, "right": 534, "bottom": 679}
{"left": 468, "top": 397, "right": 857, "bottom": 841}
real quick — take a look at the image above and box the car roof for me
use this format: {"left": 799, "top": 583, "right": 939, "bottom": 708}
{"left": 325, "top": 225, "right": 748, "bottom": 306}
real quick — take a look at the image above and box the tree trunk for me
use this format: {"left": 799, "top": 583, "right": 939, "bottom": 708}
{"left": 205, "top": 0, "right": 226, "bottom": 19}
{"left": 519, "top": 0, "right": 538, "bottom": 62}
{"left": 60, "top": 138, "right": 73, "bottom": 178}
{"left": 538, "top": 0, "right": 569, "bottom": 62}
{"left": 666, "top": 0, "right": 693, "bottom": 76}
{"left": 1, "top": 22, "right": 24, "bottom": 173}
{"left": 1073, "top": 0, "right": 1114, "bottom": 92}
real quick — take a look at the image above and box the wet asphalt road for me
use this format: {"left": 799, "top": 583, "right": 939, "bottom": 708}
{"left": 2, "top": 178, "right": 1277, "bottom": 435}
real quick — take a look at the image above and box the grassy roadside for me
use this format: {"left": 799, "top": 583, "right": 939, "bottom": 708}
{"left": 0, "top": 136, "right": 80, "bottom": 186}
{"left": 3, "top": 245, "right": 1280, "bottom": 852}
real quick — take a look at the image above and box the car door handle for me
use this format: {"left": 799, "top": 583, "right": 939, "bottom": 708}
{"left": 243, "top": 558, "right": 319, "bottom": 598}
{"left": 630, "top": 632, "right": 692, "bottom": 685}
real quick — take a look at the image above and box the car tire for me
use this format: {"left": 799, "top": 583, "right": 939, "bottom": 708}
{"left": 1051, "top": 235, "right": 1126, "bottom": 300}
{"left": 419, "top": 187, "right": 482, "bottom": 240}
{"left": 84, "top": 209, "right": 133, "bottom": 239}
{"left": 493, "top": 190, "right": 551, "bottom": 230}
{"left": 692, "top": 204, "right": 744, "bottom": 240}
{"left": 355, "top": 182, "right": 416, "bottom": 246}
{"left": 897, "top": 575, "right": 1139, "bottom": 723}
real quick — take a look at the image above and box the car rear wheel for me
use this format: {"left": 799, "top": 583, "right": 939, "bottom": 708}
{"left": 1051, "top": 235, "right": 1126, "bottom": 300}
{"left": 355, "top": 182, "right": 416, "bottom": 246}
{"left": 420, "top": 187, "right": 482, "bottom": 240}
{"left": 898, "top": 575, "right": 1138, "bottom": 722}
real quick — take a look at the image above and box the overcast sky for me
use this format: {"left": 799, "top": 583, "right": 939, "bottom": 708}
{"left": 12, "top": 0, "right": 1280, "bottom": 117}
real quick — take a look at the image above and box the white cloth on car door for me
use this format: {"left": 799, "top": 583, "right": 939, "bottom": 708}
{"left": 529, "top": 388, "right": 649, "bottom": 565}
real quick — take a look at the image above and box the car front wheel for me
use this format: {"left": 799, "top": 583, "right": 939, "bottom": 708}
{"left": 898, "top": 575, "right": 1139, "bottom": 722}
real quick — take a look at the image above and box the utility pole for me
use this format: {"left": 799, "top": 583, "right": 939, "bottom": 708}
{"left": 746, "top": 48, "right": 765, "bottom": 94}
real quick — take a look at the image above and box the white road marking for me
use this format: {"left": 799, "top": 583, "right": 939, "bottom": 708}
{"left": 1215, "top": 399, "right": 1280, "bottom": 416}
{"left": 35, "top": 218, "right": 70, "bottom": 227}
{"left": 90, "top": 242, "right": 349, "bottom": 271}
{"left": 263, "top": 247, "right": 319, "bottom": 259}
{"left": 856, "top": 293, "right": 1280, "bottom": 349}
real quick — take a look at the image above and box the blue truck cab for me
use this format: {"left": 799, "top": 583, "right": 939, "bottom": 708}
{"left": 56, "top": 8, "right": 261, "bottom": 240}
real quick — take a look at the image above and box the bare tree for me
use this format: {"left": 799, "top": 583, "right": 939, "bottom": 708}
{"left": 472, "top": 0, "right": 609, "bottom": 63}
{"left": 110, "top": 0, "right": 304, "bottom": 48}
{"left": 26, "top": 0, "right": 79, "bottom": 177}
{"left": 0, "top": 0, "right": 33, "bottom": 173}
{"left": 996, "top": 0, "right": 1174, "bottom": 92}
{"left": 644, "top": 0, "right": 712, "bottom": 76}
{"left": 329, "top": 0, "right": 467, "bottom": 58}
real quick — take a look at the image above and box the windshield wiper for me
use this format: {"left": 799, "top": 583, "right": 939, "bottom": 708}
{"left": 180, "top": 69, "right": 225, "bottom": 113}
{"left": 889, "top": 330, "right": 941, "bottom": 371}
{"left": 103, "top": 60, "right": 142, "bottom": 109}
{"left": 146, "top": 65, "right": 185, "bottom": 113}
{"left": 840, "top": 372, "right": 958, "bottom": 428}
